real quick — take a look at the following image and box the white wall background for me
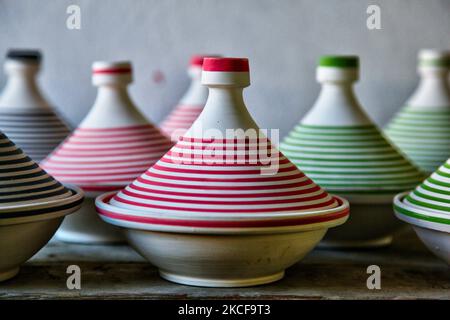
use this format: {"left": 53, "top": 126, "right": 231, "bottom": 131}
{"left": 0, "top": 0, "right": 449, "bottom": 137}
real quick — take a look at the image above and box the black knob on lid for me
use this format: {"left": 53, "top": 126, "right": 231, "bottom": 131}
{"left": 6, "top": 49, "right": 42, "bottom": 63}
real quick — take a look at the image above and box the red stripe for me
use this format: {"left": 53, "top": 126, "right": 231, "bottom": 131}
{"left": 97, "top": 202, "right": 348, "bottom": 228}
{"left": 144, "top": 171, "right": 305, "bottom": 183}
{"left": 128, "top": 183, "right": 321, "bottom": 198}
{"left": 135, "top": 176, "right": 313, "bottom": 190}
{"left": 93, "top": 67, "right": 132, "bottom": 74}
{"left": 83, "top": 185, "right": 124, "bottom": 192}
{"left": 112, "top": 196, "right": 336, "bottom": 213}
{"left": 119, "top": 188, "right": 328, "bottom": 205}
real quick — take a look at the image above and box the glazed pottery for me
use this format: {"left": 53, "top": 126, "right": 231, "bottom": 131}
{"left": 159, "top": 55, "right": 218, "bottom": 141}
{"left": 385, "top": 49, "right": 450, "bottom": 173}
{"left": 41, "top": 61, "right": 173, "bottom": 244}
{"left": 0, "top": 49, "right": 71, "bottom": 162}
{"left": 394, "top": 158, "right": 450, "bottom": 264}
{"left": 0, "top": 131, "right": 84, "bottom": 281}
{"left": 280, "top": 56, "right": 425, "bottom": 248}
{"left": 96, "top": 57, "right": 349, "bottom": 287}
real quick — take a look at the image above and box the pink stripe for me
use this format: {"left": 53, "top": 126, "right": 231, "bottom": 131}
{"left": 151, "top": 163, "right": 296, "bottom": 175}
{"left": 77, "top": 124, "right": 156, "bottom": 132}
{"left": 160, "top": 154, "right": 289, "bottom": 167}
{"left": 119, "top": 189, "right": 328, "bottom": 205}
{"left": 112, "top": 195, "right": 336, "bottom": 213}
{"left": 144, "top": 171, "right": 305, "bottom": 183}
{"left": 135, "top": 176, "right": 313, "bottom": 190}
{"left": 128, "top": 183, "right": 321, "bottom": 198}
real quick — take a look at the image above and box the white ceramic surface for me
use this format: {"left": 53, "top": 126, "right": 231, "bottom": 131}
{"left": 160, "top": 55, "right": 214, "bottom": 141}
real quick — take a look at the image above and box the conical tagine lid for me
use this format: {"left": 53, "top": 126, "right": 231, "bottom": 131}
{"left": 160, "top": 55, "right": 220, "bottom": 141}
{"left": 0, "top": 130, "right": 83, "bottom": 221}
{"left": 96, "top": 58, "right": 349, "bottom": 232}
{"left": 394, "top": 158, "right": 450, "bottom": 233}
{"left": 41, "top": 61, "right": 173, "bottom": 194}
{"left": 0, "top": 49, "right": 71, "bottom": 162}
{"left": 281, "top": 56, "right": 425, "bottom": 197}
{"left": 385, "top": 49, "right": 450, "bottom": 173}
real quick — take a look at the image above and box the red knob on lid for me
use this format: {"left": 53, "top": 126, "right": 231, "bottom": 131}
{"left": 92, "top": 61, "right": 132, "bottom": 75}
{"left": 203, "top": 57, "right": 249, "bottom": 72}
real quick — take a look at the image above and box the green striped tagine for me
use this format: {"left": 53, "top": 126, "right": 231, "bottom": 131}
{"left": 393, "top": 158, "right": 450, "bottom": 264}
{"left": 385, "top": 49, "right": 450, "bottom": 173}
{"left": 281, "top": 55, "right": 427, "bottom": 248}
{"left": 385, "top": 106, "right": 450, "bottom": 173}
{"left": 0, "top": 131, "right": 83, "bottom": 221}
{"left": 280, "top": 124, "right": 425, "bottom": 195}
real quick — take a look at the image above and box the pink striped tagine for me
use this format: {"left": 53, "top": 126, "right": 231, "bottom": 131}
{"left": 95, "top": 57, "right": 349, "bottom": 287}
{"left": 41, "top": 61, "right": 173, "bottom": 244}
{"left": 159, "top": 55, "right": 220, "bottom": 141}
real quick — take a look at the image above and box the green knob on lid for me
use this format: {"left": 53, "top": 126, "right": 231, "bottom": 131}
{"left": 318, "top": 55, "right": 359, "bottom": 68}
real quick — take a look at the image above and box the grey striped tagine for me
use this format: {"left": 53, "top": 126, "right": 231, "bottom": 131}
{"left": 0, "top": 131, "right": 83, "bottom": 282}
{"left": 0, "top": 49, "right": 71, "bottom": 162}
{"left": 280, "top": 55, "right": 426, "bottom": 248}
{"left": 385, "top": 49, "right": 450, "bottom": 173}
{"left": 394, "top": 158, "right": 450, "bottom": 264}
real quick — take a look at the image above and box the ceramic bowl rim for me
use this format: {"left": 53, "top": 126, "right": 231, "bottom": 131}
{"left": 95, "top": 191, "right": 349, "bottom": 235}
{"left": 393, "top": 191, "right": 450, "bottom": 233}
{"left": 0, "top": 184, "right": 84, "bottom": 226}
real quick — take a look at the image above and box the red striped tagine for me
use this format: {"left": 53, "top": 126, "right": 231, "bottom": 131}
{"left": 159, "top": 55, "right": 220, "bottom": 141}
{"left": 41, "top": 61, "right": 173, "bottom": 244}
{"left": 95, "top": 57, "right": 349, "bottom": 287}
{"left": 0, "top": 130, "right": 83, "bottom": 281}
{"left": 0, "top": 49, "right": 71, "bottom": 162}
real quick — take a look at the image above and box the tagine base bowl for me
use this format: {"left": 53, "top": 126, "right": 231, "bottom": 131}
{"left": 56, "top": 196, "right": 124, "bottom": 244}
{"left": 319, "top": 200, "right": 404, "bottom": 249}
{"left": 413, "top": 226, "right": 450, "bottom": 265}
{"left": 124, "top": 228, "right": 328, "bottom": 288}
{"left": 0, "top": 216, "right": 64, "bottom": 282}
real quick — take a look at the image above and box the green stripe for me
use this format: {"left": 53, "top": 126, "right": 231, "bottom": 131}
{"left": 419, "top": 58, "right": 450, "bottom": 68}
{"left": 413, "top": 190, "right": 450, "bottom": 204}
{"left": 436, "top": 169, "right": 450, "bottom": 178}
{"left": 406, "top": 195, "right": 450, "bottom": 212}
{"left": 428, "top": 177, "right": 450, "bottom": 188}
{"left": 421, "top": 183, "right": 450, "bottom": 196}
{"left": 395, "top": 203, "right": 450, "bottom": 225}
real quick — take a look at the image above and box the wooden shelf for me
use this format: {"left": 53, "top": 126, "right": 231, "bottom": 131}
{"left": 1, "top": 229, "right": 449, "bottom": 300}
